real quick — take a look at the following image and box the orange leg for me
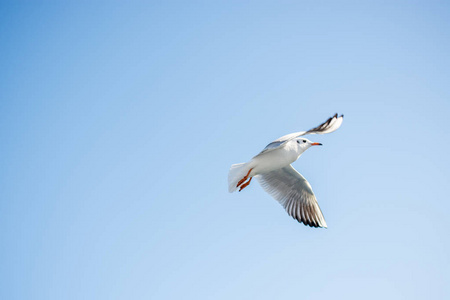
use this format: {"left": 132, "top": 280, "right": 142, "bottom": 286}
{"left": 236, "top": 168, "right": 253, "bottom": 188}
{"left": 239, "top": 177, "right": 252, "bottom": 192}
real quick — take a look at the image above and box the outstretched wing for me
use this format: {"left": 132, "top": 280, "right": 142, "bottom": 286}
{"left": 256, "top": 165, "right": 327, "bottom": 228}
{"left": 255, "top": 113, "right": 344, "bottom": 157}
{"left": 301, "top": 113, "right": 344, "bottom": 136}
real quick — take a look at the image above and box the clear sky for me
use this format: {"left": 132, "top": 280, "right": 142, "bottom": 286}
{"left": 1, "top": 1, "right": 449, "bottom": 299}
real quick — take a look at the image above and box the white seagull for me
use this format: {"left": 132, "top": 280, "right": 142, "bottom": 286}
{"left": 228, "top": 113, "right": 344, "bottom": 228}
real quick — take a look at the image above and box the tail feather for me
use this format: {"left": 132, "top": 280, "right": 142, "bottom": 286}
{"left": 228, "top": 162, "right": 251, "bottom": 193}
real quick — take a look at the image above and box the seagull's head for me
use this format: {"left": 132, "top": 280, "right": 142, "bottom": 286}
{"left": 295, "top": 138, "right": 322, "bottom": 153}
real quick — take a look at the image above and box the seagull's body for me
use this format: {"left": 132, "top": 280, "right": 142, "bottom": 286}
{"left": 240, "top": 140, "right": 300, "bottom": 176}
{"left": 228, "top": 114, "right": 344, "bottom": 228}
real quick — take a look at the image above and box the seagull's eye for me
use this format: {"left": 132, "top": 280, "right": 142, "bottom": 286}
{"left": 303, "top": 140, "right": 306, "bottom": 143}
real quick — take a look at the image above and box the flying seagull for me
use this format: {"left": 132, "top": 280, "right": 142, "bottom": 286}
{"left": 228, "top": 113, "right": 344, "bottom": 228}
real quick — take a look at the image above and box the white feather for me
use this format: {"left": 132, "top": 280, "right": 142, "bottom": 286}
{"left": 228, "top": 163, "right": 251, "bottom": 193}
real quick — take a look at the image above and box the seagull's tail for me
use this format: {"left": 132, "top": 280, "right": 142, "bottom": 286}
{"left": 228, "top": 162, "right": 251, "bottom": 193}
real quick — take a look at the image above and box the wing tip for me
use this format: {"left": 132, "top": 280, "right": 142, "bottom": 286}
{"left": 305, "top": 113, "right": 344, "bottom": 135}
{"left": 294, "top": 216, "right": 328, "bottom": 228}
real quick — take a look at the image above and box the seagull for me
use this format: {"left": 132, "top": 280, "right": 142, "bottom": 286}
{"left": 228, "top": 113, "right": 344, "bottom": 228}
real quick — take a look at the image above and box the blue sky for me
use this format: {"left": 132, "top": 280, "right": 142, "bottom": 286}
{"left": 1, "top": 1, "right": 449, "bottom": 299}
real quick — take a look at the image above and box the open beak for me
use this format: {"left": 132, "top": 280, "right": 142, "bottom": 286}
{"left": 311, "top": 142, "right": 322, "bottom": 146}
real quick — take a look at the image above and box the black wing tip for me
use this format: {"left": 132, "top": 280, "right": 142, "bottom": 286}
{"left": 292, "top": 216, "right": 325, "bottom": 228}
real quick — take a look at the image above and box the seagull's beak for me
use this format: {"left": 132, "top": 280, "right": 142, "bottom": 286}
{"left": 311, "top": 142, "right": 322, "bottom": 146}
